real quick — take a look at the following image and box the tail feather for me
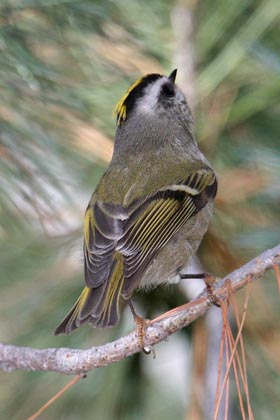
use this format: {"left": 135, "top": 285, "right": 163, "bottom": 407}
{"left": 54, "top": 288, "right": 92, "bottom": 335}
{"left": 90, "top": 271, "right": 124, "bottom": 328}
{"left": 54, "top": 253, "right": 124, "bottom": 335}
{"left": 79, "top": 282, "right": 107, "bottom": 319}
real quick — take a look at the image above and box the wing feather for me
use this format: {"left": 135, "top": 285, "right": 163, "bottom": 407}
{"left": 55, "top": 163, "right": 217, "bottom": 333}
{"left": 82, "top": 168, "right": 217, "bottom": 319}
{"left": 120, "top": 194, "right": 198, "bottom": 296}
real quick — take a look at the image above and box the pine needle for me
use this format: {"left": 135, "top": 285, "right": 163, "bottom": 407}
{"left": 230, "top": 286, "right": 254, "bottom": 419}
{"left": 214, "top": 276, "right": 253, "bottom": 419}
{"left": 273, "top": 264, "right": 280, "bottom": 294}
{"left": 26, "top": 375, "right": 82, "bottom": 420}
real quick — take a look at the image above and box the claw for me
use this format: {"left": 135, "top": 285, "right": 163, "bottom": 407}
{"left": 204, "top": 273, "right": 221, "bottom": 307}
{"left": 128, "top": 300, "right": 151, "bottom": 354}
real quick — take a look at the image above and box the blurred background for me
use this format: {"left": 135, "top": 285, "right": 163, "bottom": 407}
{"left": 0, "top": 0, "right": 279, "bottom": 419}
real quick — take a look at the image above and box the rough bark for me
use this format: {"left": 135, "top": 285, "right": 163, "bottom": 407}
{"left": 0, "top": 244, "right": 279, "bottom": 376}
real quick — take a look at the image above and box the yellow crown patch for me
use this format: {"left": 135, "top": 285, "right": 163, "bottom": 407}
{"left": 113, "top": 76, "right": 144, "bottom": 125}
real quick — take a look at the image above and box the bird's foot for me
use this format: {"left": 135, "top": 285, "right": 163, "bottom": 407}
{"left": 180, "top": 272, "right": 221, "bottom": 307}
{"left": 128, "top": 300, "right": 152, "bottom": 354}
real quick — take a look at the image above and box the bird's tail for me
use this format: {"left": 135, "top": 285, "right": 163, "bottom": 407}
{"left": 54, "top": 254, "right": 124, "bottom": 335}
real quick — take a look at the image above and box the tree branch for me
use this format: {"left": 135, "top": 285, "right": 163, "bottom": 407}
{"left": 1, "top": 244, "right": 279, "bottom": 375}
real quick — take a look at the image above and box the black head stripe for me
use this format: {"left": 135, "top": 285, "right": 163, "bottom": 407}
{"left": 115, "top": 73, "right": 162, "bottom": 125}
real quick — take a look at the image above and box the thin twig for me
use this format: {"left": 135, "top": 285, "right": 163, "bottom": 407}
{"left": 0, "top": 244, "right": 279, "bottom": 375}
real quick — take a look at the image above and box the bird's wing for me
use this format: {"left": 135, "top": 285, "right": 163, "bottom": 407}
{"left": 84, "top": 168, "right": 217, "bottom": 299}
{"left": 83, "top": 202, "right": 126, "bottom": 288}
{"left": 55, "top": 168, "right": 217, "bottom": 333}
{"left": 118, "top": 168, "right": 217, "bottom": 297}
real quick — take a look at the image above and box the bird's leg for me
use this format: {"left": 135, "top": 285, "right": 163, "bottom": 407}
{"left": 128, "top": 300, "right": 152, "bottom": 354}
{"left": 180, "top": 272, "right": 221, "bottom": 307}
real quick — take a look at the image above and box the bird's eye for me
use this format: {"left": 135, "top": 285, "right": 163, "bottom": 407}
{"left": 161, "top": 82, "right": 175, "bottom": 97}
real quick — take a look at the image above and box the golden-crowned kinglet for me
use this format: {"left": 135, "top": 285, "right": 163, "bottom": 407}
{"left": 54, "top": 69, "right": 217, "bottom": 335}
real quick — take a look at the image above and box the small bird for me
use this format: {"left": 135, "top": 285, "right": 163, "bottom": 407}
{"left": 54, "top": 69, "right": 217, "bottom": 336}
